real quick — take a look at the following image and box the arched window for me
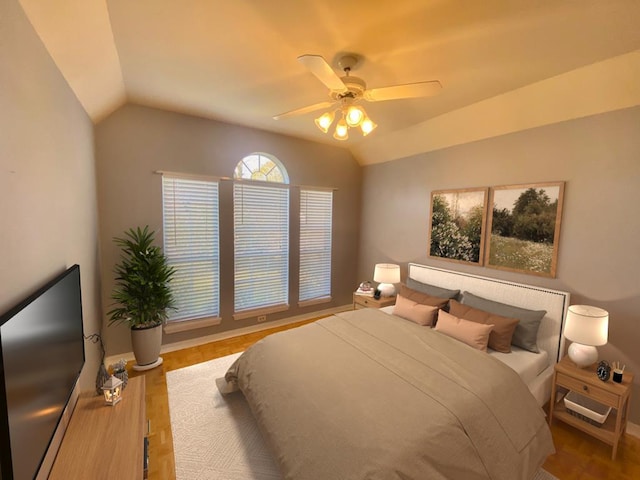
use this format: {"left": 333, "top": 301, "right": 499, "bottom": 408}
{"left": 233, "top": 153, "right": 289, "bottom": 184}
{"left": 233, "top": 153, "right": 290, "bottom": 318}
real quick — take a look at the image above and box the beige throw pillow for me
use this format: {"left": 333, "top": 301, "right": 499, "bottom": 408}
{"left": 392, "top": 294, "right": 438, "bottom": 327}
{"left": 434, "top": 310, "right": 494, "bottom": 352}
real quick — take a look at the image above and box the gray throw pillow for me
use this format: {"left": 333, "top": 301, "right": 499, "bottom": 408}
{"left": 460, "top": 291, "right": 546, "bottom": 353}
{"left": 406, "top": 278, "right": 460, "bottom": 300}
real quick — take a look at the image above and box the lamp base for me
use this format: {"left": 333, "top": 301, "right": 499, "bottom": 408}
{"left": 568, "top": 343, "right": 598, "bottom": 368}
{"left": 377, "top": 283, "right": 396, "bottom": 297}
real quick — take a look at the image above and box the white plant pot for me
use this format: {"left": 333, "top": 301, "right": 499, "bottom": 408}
{"left": 130, "top": 323, "right": 163, "bottom": 371}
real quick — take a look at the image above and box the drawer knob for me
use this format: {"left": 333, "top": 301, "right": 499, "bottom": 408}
{"left": 583, "top": 385, "right": 589, "bottom": 392}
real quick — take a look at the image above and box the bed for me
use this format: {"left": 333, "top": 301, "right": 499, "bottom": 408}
{"left": 381, "top": 264, "right": 571, "bottom": 407}
{"left": 223, "top": 264, "right": 570, "bottom": 480}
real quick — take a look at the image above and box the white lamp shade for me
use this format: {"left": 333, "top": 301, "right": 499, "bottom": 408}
{"left": 564, "top": 305, "right": 609, "bottom": 346}
{"left": 373, "top": 263, "right": 400, "bottom": 284}
{"left": 373, "top": 263, "right": 400, "bottom": 296}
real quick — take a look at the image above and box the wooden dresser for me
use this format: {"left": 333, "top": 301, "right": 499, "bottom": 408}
{"left": 49, "top": 375, "right": 147, "bottom": 479}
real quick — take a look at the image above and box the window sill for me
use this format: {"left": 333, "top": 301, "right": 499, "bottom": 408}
{"left": 298, "top": 296, "right": 332, "bottom": 308}
{"left": 233, "top": 304, "right": 289, "bottom": 321}
{"left": 164, "top": 316, "right": 222, "bottom": 334}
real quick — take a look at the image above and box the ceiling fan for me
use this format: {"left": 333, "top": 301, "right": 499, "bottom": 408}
{"left": 273, "top": 54, "right": 442, "bottom": 140}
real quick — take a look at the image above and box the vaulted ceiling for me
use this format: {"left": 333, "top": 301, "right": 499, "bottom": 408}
{"left": 19, "top": 0, "right": 640, "bottom": 164}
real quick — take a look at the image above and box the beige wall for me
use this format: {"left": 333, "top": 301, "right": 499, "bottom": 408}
{"left": 0, "top": 0, "right": 102, "bottom": 391}
{"left": 95, "top": 104, "right": 361, "bottom": 356}
{"left": 358, "top": 106, "right": 640, "bottom": 422}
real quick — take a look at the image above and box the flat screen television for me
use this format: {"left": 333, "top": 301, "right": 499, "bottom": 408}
{"left": 0, "top": 265, "right": 85, "bottom": 480}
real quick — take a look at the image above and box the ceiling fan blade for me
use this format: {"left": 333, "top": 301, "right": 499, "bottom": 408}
{"left": 297, "top": 54, "right": 348, "bottom": 93}
{"left": 273, "top": 100, "right": 336, "bottom": 120}
{"left": 364, "top": 80, "right": 442, "bottom": 102}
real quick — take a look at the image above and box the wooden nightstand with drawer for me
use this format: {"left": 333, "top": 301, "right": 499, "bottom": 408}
{"left": 353, "top": 293, "right": 396, "bottom": 310}
{"left": 549, "top": 356, "right": 633, "bottom": 460}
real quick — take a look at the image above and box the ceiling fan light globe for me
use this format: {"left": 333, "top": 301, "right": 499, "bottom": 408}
{"left": 333, "top": 118, "right": 349, "bottom": 140}
{"left": 361, "top": 117, "right": 377, "bottom": 136}
{"left": 333, "top": 130, "right": 349, "bottom": 141}
{"left": 345, "top": 106, "right": 364, "bottom": 127}
{"left": 314, "top": 111, "right": 335, "bottom": 133}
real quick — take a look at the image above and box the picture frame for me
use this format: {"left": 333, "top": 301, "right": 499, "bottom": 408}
{"left": 428, "top": 187, "right": 488, "bottom": 266}
{"left": 485, "top": 182, "right": 565, "bottom": 277}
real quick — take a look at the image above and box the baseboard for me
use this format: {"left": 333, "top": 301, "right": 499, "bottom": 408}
{"left": 627, "top": 421, "right": 640, "bottom": 439}
{"left": 105, "top": 304, "right": 353, "bottom": 367}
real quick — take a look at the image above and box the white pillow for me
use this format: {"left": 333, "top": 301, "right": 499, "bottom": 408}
{"left": 392, "top": 294, "right": 438, "bottom": 326}
{"left": 434, "top": 310, "right": 494, "bottom": 352}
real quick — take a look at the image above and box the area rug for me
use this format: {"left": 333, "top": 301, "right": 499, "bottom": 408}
{"left": 167, "top": 353, "right": 559, "bottom": 480}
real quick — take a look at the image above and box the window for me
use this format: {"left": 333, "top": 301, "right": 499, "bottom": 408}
{"left": 234, "top": 152, "right": 288, "bottom": 183}
{"left": 160, "top": 152, "right": 334, "bottom": 327}
{"left": 162, "top": 175, "right": 219, "bottom": 323}
{"left": 299, "top": 189, "right": 333, "bottom": 304}
{"left": 233, "top": 154, "right": 289, "bottom": 318}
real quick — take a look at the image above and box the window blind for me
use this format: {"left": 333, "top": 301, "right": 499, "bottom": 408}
{"left": 299, "top": 189, "right": 333, "bottom": 302}
{"left": 234, "top": 182, "right": 289, "bottom": 313}
{"left": 162, "top": 176, "right": 219, "bottom": 322}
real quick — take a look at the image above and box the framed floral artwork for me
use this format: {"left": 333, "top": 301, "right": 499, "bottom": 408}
{"left": 428, "top": 187, "right": 488, "bottom": 265}
{"left": 485, "top": 182, "right": 565, "bottom": 277}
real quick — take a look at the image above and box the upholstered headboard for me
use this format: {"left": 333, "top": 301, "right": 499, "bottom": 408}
{"left": 408, "top": 263, "right": 570, "bottom": 368}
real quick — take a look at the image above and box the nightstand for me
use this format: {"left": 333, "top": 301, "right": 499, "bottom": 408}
{"left": 549, "top": 356, "right": 633, "bottom": 460}
{"left": 353, "top": 293, "right": 396, "bottom": 310}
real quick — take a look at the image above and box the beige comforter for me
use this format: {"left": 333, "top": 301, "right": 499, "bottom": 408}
{"left": 225, "top": 308, "right": 554, "bottom": 480}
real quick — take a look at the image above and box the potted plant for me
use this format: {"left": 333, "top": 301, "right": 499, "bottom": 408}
{"left": 107, "top": 226, "right": 176, "bottom": 371}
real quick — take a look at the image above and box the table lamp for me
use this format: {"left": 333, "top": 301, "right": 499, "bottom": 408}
{"left": 564, "top": 305, "right": 608, "bottom": 368}
{"left": 373, "top": 263, "right": 400, "bottom": 297}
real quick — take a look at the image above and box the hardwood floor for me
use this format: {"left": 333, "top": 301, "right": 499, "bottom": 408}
{"left": 129, "top": 318, "right": 315, "bottom": 480}
{"left": 131, "top": 319, "right": 640, "bottom": 480}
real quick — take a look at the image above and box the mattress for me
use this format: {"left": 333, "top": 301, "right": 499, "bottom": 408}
{"left": 490, "top": 347, "right": 549, "bottom": 386}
